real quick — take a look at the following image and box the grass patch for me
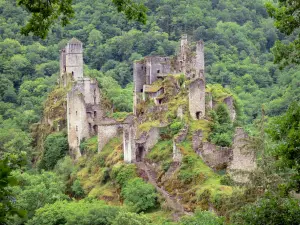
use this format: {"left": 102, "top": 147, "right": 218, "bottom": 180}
{"left": 110, "top": 111, "right": 131, "bottom": 121}
{"left": 206, "top": 84, "right": 232, "bottom": 103}
{"left": 146, "top": 140, "right": 173, "bottom": 163}
{"left": 138, "top": 120, "right": 160, "bottom": 132}
{"left": 177, "top": 141, "right": 233, "bottom": 200}
{"left": 189, "top": 119, "right": 211, "bottom": 141}
{"left": 80, "top": 136, "right": 98, "bottom": 154}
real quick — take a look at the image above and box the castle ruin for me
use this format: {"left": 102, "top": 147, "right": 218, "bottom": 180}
{"left": 60, "top": 36, "right": 255, "bottom": 182}
{"left": 60, "top": 38, "right": 102, "bottom": 159}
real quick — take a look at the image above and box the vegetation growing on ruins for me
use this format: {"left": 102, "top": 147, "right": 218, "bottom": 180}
{"left": 1, "top": 0, "right": 300, "bottom": 224}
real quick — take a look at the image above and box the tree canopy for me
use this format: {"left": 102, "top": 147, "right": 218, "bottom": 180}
{"left": 266, "top": 0, "right": 300, "bottom": 68}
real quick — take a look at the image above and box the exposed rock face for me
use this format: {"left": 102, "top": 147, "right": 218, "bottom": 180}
{"left": 205, "top": 92, "right": 213, "bottom": 112}
{"left": 200, "top": 143, "right": 232, "bottom": 170}
{"left": 135, "top": 127, "right": 160, "bottom": 162}
{"left": 177, "top": 106, "right": 184, "bottom": 120}
{"left": 192, "top": 130, "right": 203, "bottom": 152}
{"left": 192, "top": 130, "right": 232, "bottom": 170}
{"left": 173, "top": 126, "right": 189, "bottom": 162}
{"left": 223, "top": 96, "right": 236, "bottom": 121}
{"left": 228, "top": 127, "right": 257, "bottom": 183}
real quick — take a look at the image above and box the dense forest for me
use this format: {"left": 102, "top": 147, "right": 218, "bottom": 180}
{"left": 1, "top": 0, "right": 300, "bottom": 224}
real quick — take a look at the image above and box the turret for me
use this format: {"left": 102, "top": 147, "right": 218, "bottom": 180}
{"left": 60, "top": 38, "right": 83, "bottom": 87}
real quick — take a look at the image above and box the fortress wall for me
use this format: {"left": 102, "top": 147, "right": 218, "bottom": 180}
{"left": 98, "top": 124, "right": 120, "bottom": 152}
{"left": 189, "top": 78, "right": 206, "bottom": 120}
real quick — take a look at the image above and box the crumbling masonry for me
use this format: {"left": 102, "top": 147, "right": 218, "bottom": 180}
{"left": 61, "top": 36, "right": 255, "bottom": 181}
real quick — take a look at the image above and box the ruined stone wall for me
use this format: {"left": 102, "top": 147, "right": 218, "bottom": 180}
{"left": 196, "top": 40, "right": 205, "bottom": 79}
{"left": 60, "top": 49, "right": 66, "bottom": 77}
{"left": 67, "top": 78, "right": 101, "bottom": 159}
{"left": 228, "top": 128, "right": 256, "bottom": 183}
{"left": 189, "top": 78, "right": 206, "bottom": 120}
{"left": 134, "top": 127, "right": 160, "bottom": 162}
{"left": 173, "top": 126, "right": 188, "bottom": 162}
{"left": 98, "top": 124, "right": 120, "bottom": 152}
{"left": 133, "top": 61, "right": 146, "bottom": 115}
{"left": 123, "top": 124, "right": 135, "bottom": 163}
{"left": 205, "top": 92, "right": 213, "bottom": 112}
{"left": 145, "top": 56, "right": 171, "bottom": 84}
{"left": 200, "top": 143, "right": 232, "bottom": 170}
{"left": 145, "top": 127, "right": 160, "bottom": 150}
{"left": 67, "top": 86, "right": 87, "bottom": 159}
{"left": 223, "top": 96, "right": 236, "bottom": 121}
{"left": 65, "top": 41, "right": 83, "bottom": 81}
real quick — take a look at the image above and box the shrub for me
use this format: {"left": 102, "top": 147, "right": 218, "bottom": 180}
{"left": 220, "top": 174, "right": 234, "bottom": 186}
{"left": 121, "top": 178, "right": 157, "bottom": 213}
{"left": 39, "top": 132, "right": 68, "bottom": 170}
{"left": 112, "top": 211, "right": 151, "bottom": 225}
{"left": 231, "top": 193, "right": 300, "bottom": 225}
{"left": 170, "top": 120, "right": 183, "bottom": 135}
{"left": 71, "top": 179, "right": 85, "bottom": 198}
{"left": 180, "top": 210, "right": 224, "bottom": 225}
{"left": 27, "top": 200, "right": 120, "bottom": 225}
{"left": 112, "top": 164, "right": 138, "bottom": 187}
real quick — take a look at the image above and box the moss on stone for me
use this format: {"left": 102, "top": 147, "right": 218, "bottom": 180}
{"left": 138, "top": 120, "right": 160, "bottom": 132}
{"left": 146, "top": 140, "right": 173, "bottom": 163}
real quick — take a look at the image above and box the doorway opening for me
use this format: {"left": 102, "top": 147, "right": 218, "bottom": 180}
{"left": 136, "top": 145, "right": 145, "bottom": 162}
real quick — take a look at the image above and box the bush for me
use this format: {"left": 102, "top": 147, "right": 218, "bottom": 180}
{"left": 231, "top": 193, "right": 300, "bottom": 225}
{"left": 71, "top": 179, "right": 85, "bottom": 198}
{"left": 220, "top": 174, "right": 234, "bottom": 186}
{"left": 112, "top": 164, "right": 138, "bottom": 187}
{"left": 210, "top": 132, "right": 232, "bottom": 147}
{"left": 27, "top": 200, "right": 120, "bottom": 225}
{"left": 180, "top": 210, "right": 224, "bottom": 225}
{"left": 121, "top": 178, "right": 157, "bottom": 213}
{"left": 209, "top": 104, "right": 234, "bottom": 147}
{"left": 39, "top": 132, "right": 68, "bottom": 170}
{"left": 112, "top": 211, "right": 151, "bottom": 225}
{"left": 170, "top": 120, "right": 183, "bottom": 135}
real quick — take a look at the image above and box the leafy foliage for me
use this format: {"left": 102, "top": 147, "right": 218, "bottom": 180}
{"left": 18, "top": 0, "right": 147, "bottom": 38}
{"left": 0, "top": 158, "right": 26, "bottom": 224}
{"left": 266, "top": 0, "right": 300, "bottom": 68}
{"left": 10, "top": 170, "right": 67, "bottom": 223}
{"left": 180, "top": 210, "right": 224, "bottom": 225}
{"left": 267, "top": 102, "right": 300, "bottom": 191}
{"left": 231, "top": 193, "right": 300, "bottom": 225}
{"left": 39, "top": 132, "right": 69, "bottom": 170}
{"left": 209, "top": 104, "right": 234, "bottom": 147}
{"left": 121, "top": 178, "right": 157, "bottom": 213}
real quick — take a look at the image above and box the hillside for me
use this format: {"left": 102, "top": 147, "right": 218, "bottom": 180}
{"left": 1, "top": 0, "right": 300, "bottom": 224}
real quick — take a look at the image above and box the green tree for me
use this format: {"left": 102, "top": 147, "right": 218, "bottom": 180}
{"left": 180, "top": 210, "right": 224, "bottom": 225}
{"left": 267, "top": 102, "right": 300, "bottom": 191}
{"left": 0, "top": 158, "right": 26, "bottom": 224}
{"left": 39, "top": 132, "right": 68, "bottom": 170}
{"left": 121, "top": 178, "right": 157, "bottom": 213}
{"left": 112, "top": 211, "right": 151, "bottom": 225}
{"left": 10, "top": 170, "right": 67, "bottom": 223}
{"left": 17, "top": 0, "right": 147, "bottom": 38}
{"left": 231, "top": 193, "right": 300, "bottom": 225}
{"left": 266, "top": 1, "right": 300, "bottom": 68}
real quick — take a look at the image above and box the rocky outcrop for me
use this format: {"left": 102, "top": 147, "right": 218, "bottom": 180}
{"left": 200, "top": 143, "right": 232, "bottom": 170}
{"left": 192, "top": 129, "right": 232, "bottom": 170}
{"left": 173, "top": 126, "right": 188, "bottom": 162}
{"left": 228, "top": 127, "right": 256, "bottom": 184}
{"left": 223, "top": 96, "right": 236, "bottom": 121}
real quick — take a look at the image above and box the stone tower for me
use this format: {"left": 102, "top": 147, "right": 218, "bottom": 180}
{"left": 59, "top": 38, "right": 101, "bottom": 159}
{"left": 196, "top": 40, "right": 205, "bottom": 80}
{"left": 189, "top": 40, "right": 205, "bottom": 120}
{"left": 60, "top": 38, "right": 83, "bottom": 86}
